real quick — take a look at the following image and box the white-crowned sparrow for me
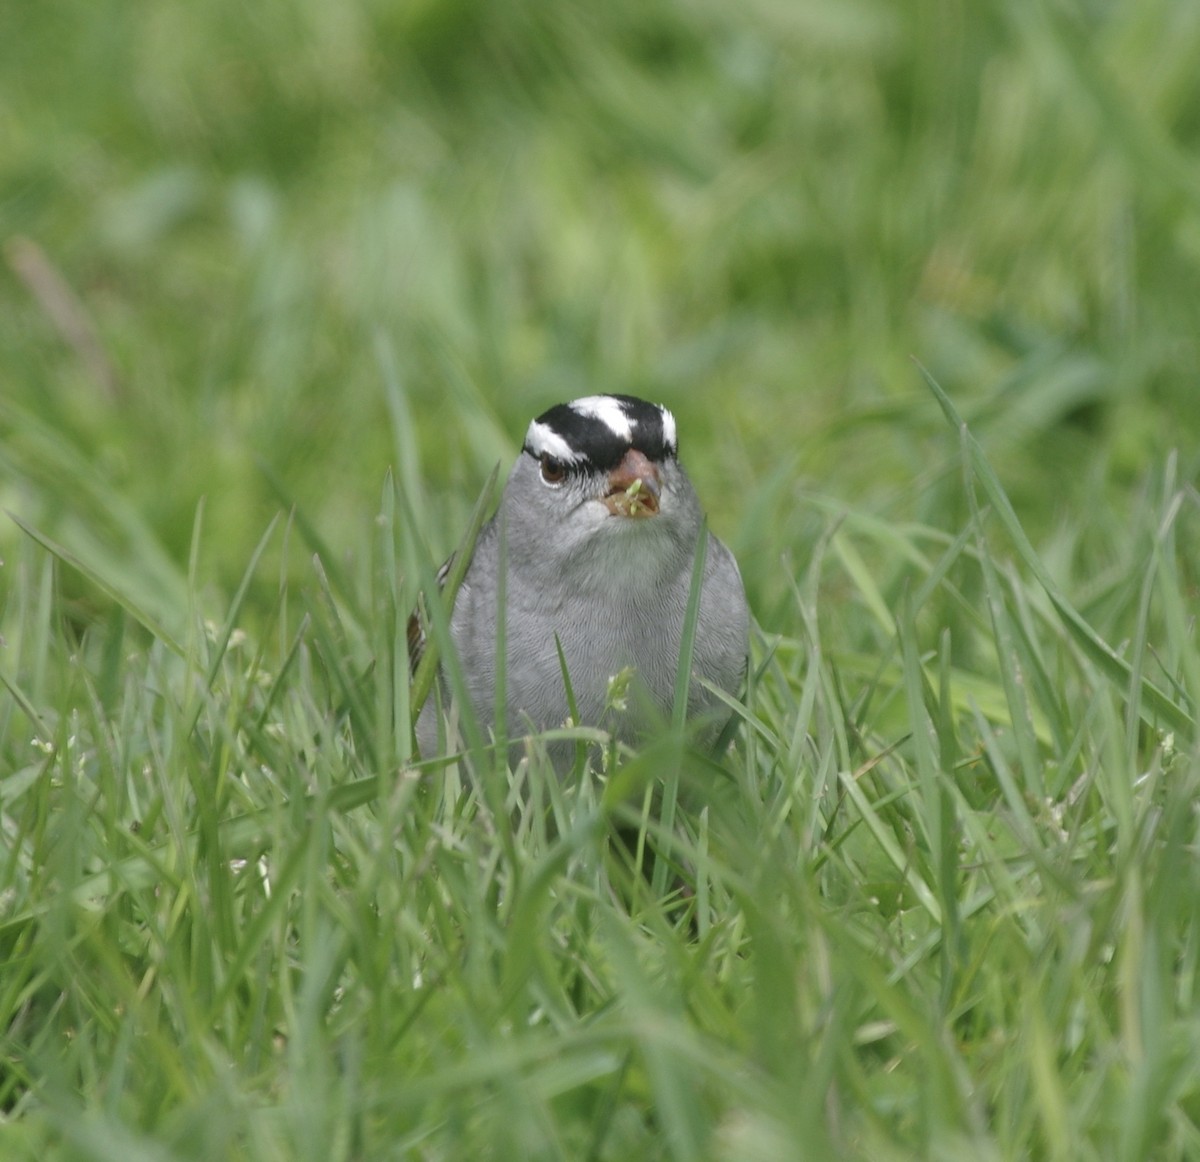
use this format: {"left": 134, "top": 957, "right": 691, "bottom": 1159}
{"left": 414, "top": 394, "right": 749, "bottom": 764}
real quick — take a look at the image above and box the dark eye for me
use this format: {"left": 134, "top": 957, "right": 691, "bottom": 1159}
{"left": 539, "top": 455, "right": 567, "bottom": 485}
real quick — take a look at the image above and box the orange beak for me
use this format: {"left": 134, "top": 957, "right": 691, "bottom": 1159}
{"left": 602, "top": 449, "right": 661, "bottom": 518}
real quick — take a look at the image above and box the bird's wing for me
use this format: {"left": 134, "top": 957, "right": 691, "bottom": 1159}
{"left": 406, "top": 552, "right": 456, "bottom": 675}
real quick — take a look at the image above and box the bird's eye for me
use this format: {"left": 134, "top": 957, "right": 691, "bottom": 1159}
{"left": 539, "top": 455, "right": 567, "bottom": 485}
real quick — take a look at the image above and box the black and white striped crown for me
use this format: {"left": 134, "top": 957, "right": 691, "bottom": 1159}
{"left": 523, "top": 395, "right": 678, "bottom": 471}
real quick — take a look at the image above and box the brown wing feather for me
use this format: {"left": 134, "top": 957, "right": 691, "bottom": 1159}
{"left": 406, "top": 553, "right": 455, "bottom": 674}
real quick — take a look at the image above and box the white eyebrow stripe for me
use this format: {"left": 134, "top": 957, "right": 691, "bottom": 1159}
{"left": 524, "top": 420, "right": 586, "bottom": 463}
{"left": 569, "top": 395, "right": 633, "bottom": 440}
{"left": 659, "top": 407, "right": 678, "bottom": 452}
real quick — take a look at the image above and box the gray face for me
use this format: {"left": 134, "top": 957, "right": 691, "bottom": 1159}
{"left": 499, "top": 395, "right": 704, "bottom": 588}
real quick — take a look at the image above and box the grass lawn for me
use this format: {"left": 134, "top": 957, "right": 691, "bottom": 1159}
{"left": 3, "top": 2, "right": 1200, "bottom": 1158}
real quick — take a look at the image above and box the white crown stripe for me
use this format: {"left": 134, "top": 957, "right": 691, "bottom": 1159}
{"left": 659, "top": 407, "right": 678, "bottom": 452}
{"left": 525, "top": 421, "right": 586, "bottom": 463}
{"left": 569, "top": 396, "right": 634, "bottom": 441}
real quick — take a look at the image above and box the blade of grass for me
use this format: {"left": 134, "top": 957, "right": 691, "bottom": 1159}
{"left": 962, "top": 437, "right": 1044, "bottom": 799}
{"left": 8, "top": 513, "right": 184, "bottom": 656}
{"left": 186, "top": 513, "right": 280, "bottom": 737}
{"left": 257, "top": 460, "right": 365, "bottom": 627}
{"left": 407, "top": 463, "right": 499, "bottom": 725}
{"left": 652, "top": 522, "right": 710, "bottom": 897}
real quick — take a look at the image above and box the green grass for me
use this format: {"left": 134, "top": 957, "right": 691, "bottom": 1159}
{"left": 4, "top": 1, "right": 1200, "bottom": 1158}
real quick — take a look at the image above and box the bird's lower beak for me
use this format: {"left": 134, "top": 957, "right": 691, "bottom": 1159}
{"left": 603, "top": 449, "right": 661, "bottom": 518}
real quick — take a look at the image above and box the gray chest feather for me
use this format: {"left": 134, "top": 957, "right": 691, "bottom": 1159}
{"left": 449, "top": 539, "right": 748, "bottom": 742}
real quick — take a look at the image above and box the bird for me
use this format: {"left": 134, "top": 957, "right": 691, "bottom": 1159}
{"left": 412, "top": 394, "right": 749, "bottom": 767}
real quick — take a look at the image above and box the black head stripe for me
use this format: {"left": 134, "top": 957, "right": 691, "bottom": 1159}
{"left": 523, "top": 394, "right": 678, "bottom": 472}
{"left": 607, "top": 394, "right": 678, "bottom": 460}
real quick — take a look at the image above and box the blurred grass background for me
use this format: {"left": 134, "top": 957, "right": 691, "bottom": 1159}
{"left": 5, "top": 0, "right": 1199, "bottom": 623}
{"left": 4, "top": 2, "right": 1200, "bottom": 1159}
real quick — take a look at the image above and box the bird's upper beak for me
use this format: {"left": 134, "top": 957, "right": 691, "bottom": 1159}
{"left": 602, "top": 449, "right": 661, "bottom": 518}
